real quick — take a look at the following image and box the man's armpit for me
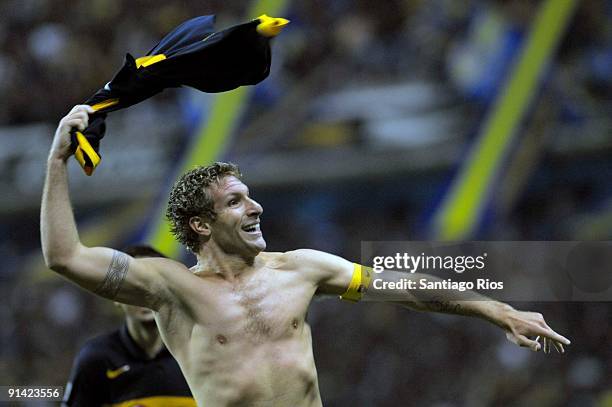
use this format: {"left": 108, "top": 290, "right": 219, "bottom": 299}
{"left": 94, "top": 250, "right": 130, "bottom": 299}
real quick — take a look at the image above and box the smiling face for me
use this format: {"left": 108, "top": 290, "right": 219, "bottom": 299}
{"left": 207, "top": 175, "right": 266, "bottom": 257}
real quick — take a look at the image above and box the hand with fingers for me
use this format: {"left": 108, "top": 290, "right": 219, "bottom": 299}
{"left": 501, "top": 308, "right": 570, "bottom": 353}
{"left": 49, "top": 105, "right": 94, "bottom": 162}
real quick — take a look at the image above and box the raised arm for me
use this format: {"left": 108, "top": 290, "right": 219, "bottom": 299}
{"left": 290, "top": 249, "right": 570, "bottom": 353}
{"left": 41, "top": 105, "right": 167, "bottom": 309}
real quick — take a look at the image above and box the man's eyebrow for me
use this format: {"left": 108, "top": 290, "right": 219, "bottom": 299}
{"left": 225, "top": 191, "right": 245, "bottom": 201}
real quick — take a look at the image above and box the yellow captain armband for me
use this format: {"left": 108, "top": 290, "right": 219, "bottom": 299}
{"left": 340, "top": 264, "right": 373, "bottom": 302}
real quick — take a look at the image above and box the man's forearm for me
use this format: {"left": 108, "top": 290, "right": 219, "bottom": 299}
{"left": 374, "top": 271, "right": 513, "bottom": 329}
{"left": 40, "top": 157, "right": 81, "bottom": 270}
{"left": 369, "top": 271, "right": 570, "bottom": 351}
{"left": 407, "top": 292, "right": 513, "bottom": 329}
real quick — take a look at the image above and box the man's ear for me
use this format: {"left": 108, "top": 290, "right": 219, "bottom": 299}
{"left": 189, "top": 216, "right": 211, "bottom": 237}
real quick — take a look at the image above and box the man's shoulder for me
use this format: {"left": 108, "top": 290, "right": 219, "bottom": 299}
{"left": 138, "top": 257, "right": 194, "bottom": 281}
{"left": 259, "top": 250, "right": 354, "bottom": 291}
{"left": 74, "top": 329, "right": 121, "bottom": 366}
{"left": 138, "top": 256, "right": 188, "bottom": 271}
{"left": 260, "top": 249, "right": 331, "bottom": 271}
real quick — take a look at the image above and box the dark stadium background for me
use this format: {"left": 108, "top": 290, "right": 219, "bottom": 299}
{"left": 0, "top": 0, "right": 610, "bottom": 406}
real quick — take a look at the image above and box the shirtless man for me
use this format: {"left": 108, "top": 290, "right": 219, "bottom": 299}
{"left": 41, "top": 105, "right": 570, "bottom": 407}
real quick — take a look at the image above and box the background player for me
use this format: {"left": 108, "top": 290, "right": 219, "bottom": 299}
{"left": 62, "top": 245, "right": 195, "bottom": 407}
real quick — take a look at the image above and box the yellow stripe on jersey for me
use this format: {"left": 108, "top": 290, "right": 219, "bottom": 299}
{"left": 91, "top": 98, "right": 119, "bottom": 112}
{"left": 111, "top": 395, "right": 196, "bottom": 407}
{"left": 135, "top": 54, "right": 167, "bottom": 68}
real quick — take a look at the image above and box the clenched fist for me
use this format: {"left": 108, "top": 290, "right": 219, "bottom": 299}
{"left": 49, "top": 105, "right": 94, "bottom": 162}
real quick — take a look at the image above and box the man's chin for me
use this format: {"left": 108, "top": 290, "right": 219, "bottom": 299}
{"left": 239, "top": 231, "right": 266, "bottom": 252}
{"left": 250, "top": 237, "right": 266, "bottom": 253}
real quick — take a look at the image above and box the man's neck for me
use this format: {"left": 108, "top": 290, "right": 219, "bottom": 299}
{"left": 126, "top": 319, "right": 164, "bottom": 359}
{"left": 194, "top": 243, "right": 258, "bottom": 280}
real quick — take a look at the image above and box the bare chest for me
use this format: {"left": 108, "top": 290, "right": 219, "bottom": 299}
{"left": 189, "top": 270, "right": 315, "bottom": 344}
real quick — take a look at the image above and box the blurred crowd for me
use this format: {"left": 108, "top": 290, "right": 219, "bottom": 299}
{"left": 2, "top": 0, "right": 609, "bottom": 125}
{"left": 1, "top": 0, "right": 611, "bottom": 406}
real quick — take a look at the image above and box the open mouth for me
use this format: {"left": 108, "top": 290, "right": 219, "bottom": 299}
{"left": 242, "top": 223, "right": 261, "bottom": 233}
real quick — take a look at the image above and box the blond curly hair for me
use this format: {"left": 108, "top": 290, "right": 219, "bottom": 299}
{"left": 166, "top": 162, "right": 242, "bottom": 252}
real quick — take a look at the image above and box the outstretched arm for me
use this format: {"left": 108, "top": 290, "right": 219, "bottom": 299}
{"left": 291, "top": 249, "right": 570, "bottom": 353}
{"left": 395, "top": 282, "right": 569, "bottom": 353}
{"left": 41, "top": 105, "right": 167, "bottom": 309}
